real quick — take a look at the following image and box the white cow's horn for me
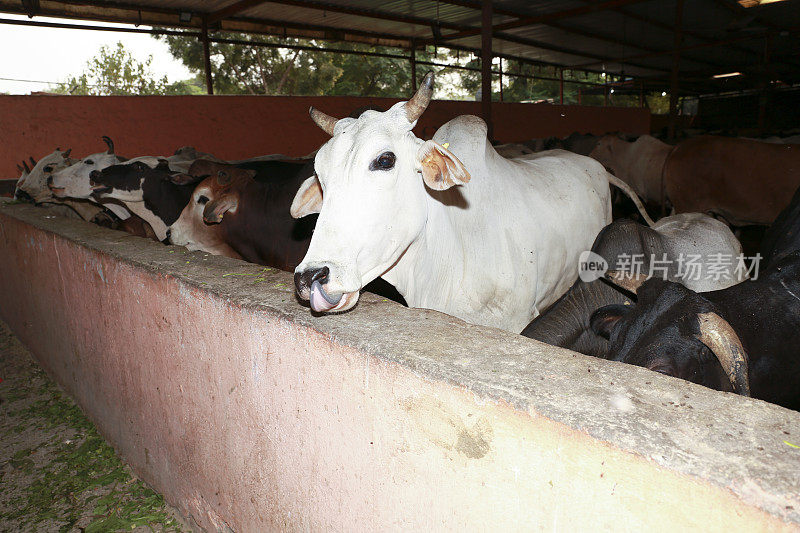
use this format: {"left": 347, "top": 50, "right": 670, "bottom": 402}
{"left": 696, "top": 312, "right": 751, "bottom": 396}
{"left": 309, "top": 107, "right": 338, "bottom": 136}
{"left": 405, "top": 71, "right": 434, "bottom": 123}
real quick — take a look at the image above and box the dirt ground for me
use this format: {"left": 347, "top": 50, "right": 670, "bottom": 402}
{"left": 0, "top": 319, "right": 191, "bottom": 532}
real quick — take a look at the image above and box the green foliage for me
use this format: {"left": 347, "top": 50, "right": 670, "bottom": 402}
{"left": 1, "top": 366, "right": 182, "bottom": 531}
{"left": 55, "top": 41, "right": 173, "bottom": 95}
{"left": 156, "top": 31, "right": 422, "bottom": 97}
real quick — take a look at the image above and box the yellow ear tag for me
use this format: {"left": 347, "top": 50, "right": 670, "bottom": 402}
{"left": 442, "top": 142, "right": 450, "bottom": 149}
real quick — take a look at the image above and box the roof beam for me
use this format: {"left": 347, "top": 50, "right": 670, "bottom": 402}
{"left": 259, "top": 0, "right": 469, "bottom": 32}
{"left": 436, "top": 0, "right": 725, "bottom": 70}
{"left": 428, "top": 0, "right": 651, "bottom": 43}
{"left": 596, "top": 0, "right": 797, "bottom": 71}
{"left": 569, "top": 28, "right": 780, "bottom": 69}
{"left": 208, "top": 0, "right": 270, "bottom": 24}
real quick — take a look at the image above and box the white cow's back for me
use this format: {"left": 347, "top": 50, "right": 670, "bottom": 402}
{"left": 384, "top": 116, "right": 612, "bottom": 332}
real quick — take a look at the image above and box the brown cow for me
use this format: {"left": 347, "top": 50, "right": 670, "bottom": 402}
{"left": 168, "top": 159, "right": 407, "bottom": 304}
{"left": 665, "top": 136, "right": 800, "bottom": 225}
{"left": 167, "top": 159, "right": 318, "bottom": 270}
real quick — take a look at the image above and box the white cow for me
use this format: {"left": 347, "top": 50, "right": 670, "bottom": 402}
{"left": 13, "top": 149, "right": 113, "bottom": 222}
{"left": 589, "top": 134, "right": 674, "bottom": 205}
{"left": 48, "top": 136, "right": 133, "bottom": 221}
{"left": 49, "top": 138, "right": 202, "bottom": 223}
{"left": 14, "top": 150, "right": 74, "bottom": 204}
{"left": 291, "top": 72, "right": 653, "bottom": 333}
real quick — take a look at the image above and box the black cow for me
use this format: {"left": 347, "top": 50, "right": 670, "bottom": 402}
{"left": 760, "top": 184, "right": 800, "bottom": 268}
{"left": 522, "top": 216, "right": 743, "bottom": 358}
{"left": 590, "top": 252, "right": 800, "bottom": 410}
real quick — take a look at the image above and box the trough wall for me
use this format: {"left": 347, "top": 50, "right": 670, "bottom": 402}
{"left": 0, "top": 94, "right": 649, "bottom": 179}
{"left": 0, "top": 201, "right": 798, "bottom": 532}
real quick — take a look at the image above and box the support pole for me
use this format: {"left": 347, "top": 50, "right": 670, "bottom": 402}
{"left": 410, "top": 42, "right": 417, "bottom": 93}
{"left": 481, "top": 0, "right": 493, "bottom": 139}
{"left": 757, "top": 33, "right": 772, "bottom": 135}
{"left": 639, "top": 80, "right": 644, "bottom": 107}
{"left": 559, "top": 68, "right": 564, "bottom": 104}
{"left": 202, "top": 16, "right": 214, "bottom": 95}
{"left": 499, "top": 58, "right": 503, "bottom": 102}
{"left": 667, "top": 0, "right": 684, "bottom": 141}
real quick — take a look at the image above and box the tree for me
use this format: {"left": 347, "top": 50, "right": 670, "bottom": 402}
{"left": 155, "top": 32, "right": 462, "bottom": 98}
{"left": 56, "top": 42, "right": 174, "bottom": 95}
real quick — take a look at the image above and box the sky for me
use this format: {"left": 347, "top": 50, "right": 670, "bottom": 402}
{"left": 0, "top": 14, "right": 194, "bottom": 94}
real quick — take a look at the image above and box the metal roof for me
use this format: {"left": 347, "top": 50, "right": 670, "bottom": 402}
{"left": 1, "top": 0, "right": 798, "bottom": 95}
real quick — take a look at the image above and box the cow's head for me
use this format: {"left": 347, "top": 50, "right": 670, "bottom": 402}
{"left": 590, "top": 273, "right": 750, "bottom": 396}
{"left": 15, "top": 150, "right": 75, "bottom": 203}
{"left": 167, "top": 160, "right": 256, "bottom": 252}
{"left": 49, "top": 136, "right": 122, "bottom": 199}
{"left": 291, "top": 72, "right": 471, "bottom": 313}
{"left": 588, "top": 134, "right": 630, "bottom": 174}
{"left": 89, "top": 159, "right": 175, "bottom": 202}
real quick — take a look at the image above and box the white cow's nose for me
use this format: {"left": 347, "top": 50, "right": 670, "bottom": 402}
{"left": 294, "top": 265, "right": 330, "bottom": 300}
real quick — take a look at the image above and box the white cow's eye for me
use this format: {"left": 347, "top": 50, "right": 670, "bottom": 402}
{"left": 198, "top": 195, "right": 209, "bottom": 205}
{"left": 43, "top": 166, "right": 53, "bottom": 173}
{"left": 370, "top": 152, "right": 396, "bottom": 171}
{"left": 85, "top": 159, "right": 95, "bottom": 165}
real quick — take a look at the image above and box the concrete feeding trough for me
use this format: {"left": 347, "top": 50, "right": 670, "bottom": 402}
{"left": 0, "top": 199, "right": 798, "bottom": 531}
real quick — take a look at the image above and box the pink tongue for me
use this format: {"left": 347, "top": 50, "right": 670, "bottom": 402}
{"left": 310, "top": 280, "right": 342, "bottom": 312}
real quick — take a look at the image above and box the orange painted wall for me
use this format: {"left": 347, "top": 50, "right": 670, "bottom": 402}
{"left": 0, "top": 95, "right": 649, "bottom": 179}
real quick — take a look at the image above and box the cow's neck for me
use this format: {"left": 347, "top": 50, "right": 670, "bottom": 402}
{"left": 122, "top": 201, "right": 169, "bottom": 241}
{"left": 380, "top": 171, "right": 505, "bottom": 329}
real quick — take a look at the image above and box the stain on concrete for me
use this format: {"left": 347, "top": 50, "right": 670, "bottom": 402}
{"left": 404, "top": 396, "right": 493, "bottom": 459}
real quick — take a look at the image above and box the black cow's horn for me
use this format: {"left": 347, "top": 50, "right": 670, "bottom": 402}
{"left": 309, "top": 107, "right": 338, "bottom": 136}
{"left": 29, "top": 156, "right": 37, "bottom": 167}
{"left": 405, "top": 71, "right": 434, "bottom": 123}
{"left": 102, "top": 135, "right": 114, "bottom": 154}
{"left": 63, "top": 148, "right": 72, "bottom": 158}
{"left": 604, "top": 270, "right": 648, "bottom": 295}
{"left": 22, "top": 160, "right": 31, "bottom": 173}
{"left": 696, "top": 312, "right": 750, "bottom": 396}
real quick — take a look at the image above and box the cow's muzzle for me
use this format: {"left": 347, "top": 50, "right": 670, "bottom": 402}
{"left": 294, "top": 266, "right": 359, "bottom": 313}
{"left": 46, "top": 176, "right": 66, "bottom": 197}
{"left": 89, "top": 170, "right": 111, "bottom": 195}
{"left": 295, "top": 266, "right": 330, "bottom": 300}
{"left": 14, "top": 189, "right": 33, "bottom": 203}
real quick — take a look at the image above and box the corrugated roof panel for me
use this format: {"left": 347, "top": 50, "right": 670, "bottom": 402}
{"left": 0, "top": 0, "right": 796, "bottom": 92}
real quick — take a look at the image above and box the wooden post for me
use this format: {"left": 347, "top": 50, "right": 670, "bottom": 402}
{"left": 481, "top": 0, "right": 493, "bottom": 139}
{"left": 559, "top": 68, "right": 564, "bottom": 104}
{"left": 667, "top": 0, "right": 684, "bottom": 141}
{"left": 202, "top": 16, "right": 214, "bottom": 95}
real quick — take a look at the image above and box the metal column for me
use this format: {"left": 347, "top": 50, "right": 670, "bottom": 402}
{"left": 202, "top": 16, "right": 214, "bottom": 95}
{"left": 667, "top": 0, "right": 684, "bottom": 140}
{"left": 481, "top": 0, "right": 493, "bottom": 139}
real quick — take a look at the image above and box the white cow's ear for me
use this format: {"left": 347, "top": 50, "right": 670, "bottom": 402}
{"left": 290, "top": 175, "right": 323, "bottom": 218}
{"left": 415, "top": 140, "right": 471, "bottom": 191}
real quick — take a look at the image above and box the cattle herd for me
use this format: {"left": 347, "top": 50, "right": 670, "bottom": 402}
{"left": 10, "top": 72, "right": 800, "bottom": 411}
